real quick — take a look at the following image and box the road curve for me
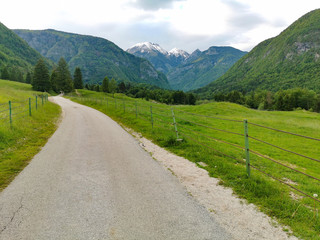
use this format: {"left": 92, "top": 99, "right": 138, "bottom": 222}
{"left": 0, "top": 96, "right": 231, "bottom": 240}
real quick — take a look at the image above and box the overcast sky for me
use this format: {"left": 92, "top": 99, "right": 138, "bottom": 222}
{"left": 1, "top": 0, "right": 319, "bottom": 53}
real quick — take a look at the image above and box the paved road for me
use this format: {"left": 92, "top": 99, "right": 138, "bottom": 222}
{"left": 0, "top": 96, "right": 231, "bottom": 240}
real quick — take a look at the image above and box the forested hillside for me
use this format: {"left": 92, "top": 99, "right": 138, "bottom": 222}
{"left": 0, "top": 22, "right": 50, "bottom": 81}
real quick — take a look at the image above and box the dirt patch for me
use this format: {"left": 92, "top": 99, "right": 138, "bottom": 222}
{"left": 126, "top": 128, "right": 298, "bottom": 240}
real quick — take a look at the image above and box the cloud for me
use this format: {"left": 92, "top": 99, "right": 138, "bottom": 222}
{"left": 132, "top": 0, "right": 186, "bottom": 10}
{"left": 224, "top": 0, "right": 266, "bottom": 30}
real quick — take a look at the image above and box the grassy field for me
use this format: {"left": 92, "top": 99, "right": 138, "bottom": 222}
{"left": 0, "top": 80, "right": 61, "bottom": 191}
{"left": 69, "top": 89, "right": 320, "bottom": 239}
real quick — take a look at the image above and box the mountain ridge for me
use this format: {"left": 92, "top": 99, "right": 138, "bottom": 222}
{"left": 194, "top": 9, "right": 320, "bottom": 97}
{"left": 127, "top": 42, "right": 247, "bottom": 91}
{"left": 14, "top": 29, "right": 170, "bottom": 89}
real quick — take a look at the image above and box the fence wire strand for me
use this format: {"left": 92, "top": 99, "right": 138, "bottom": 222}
{"left": 250, "top": 164, "right": 320, "bottom": 203}
{"left": 175, "top": 115, "right": 244, "bottom": 137}
{"left": 178, "top": 123, "right": 245, "bottom": 150}
{"left": 174, "top": 109, "right": 243, "bottom": 123}
{"left": 249, "top": 135, "right": 320, "bottom": 163}
{"left": 249, "top": 122, "right": 320, "bottom": 142}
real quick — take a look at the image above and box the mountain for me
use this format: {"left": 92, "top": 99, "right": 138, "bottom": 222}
{"left": 14, "top": 30, "right": 170, "bottom": 89}
{"left": 195, "top": 9, "right": 320, "bottom": 97}
{"left": 127, "top": 42, "right": 246, "bottom": 91}
{"left": 0, "top": 22, "right": 47, "bottom": 74}
{"left": 167, "top": 46, "right": 247, "bottom": 91}
{"left": 127, "top": 42, "right": 189, "bottom": 73}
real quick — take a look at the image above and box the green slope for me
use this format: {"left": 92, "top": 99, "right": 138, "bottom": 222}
{"left": 168, "top": 46, "right": 247, "bottom": 91}
{"left": 14, "top": 29, "right": 170, "bottom": 89}
{"left": 0, "top": 22, "right": 47, "bottom": 74}
{"left": 195, "top": 9, "right": 320, "bottom": 96}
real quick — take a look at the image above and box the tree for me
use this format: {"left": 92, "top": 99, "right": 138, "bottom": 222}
{"left": 32, "top": 59, "right": 51, "bottom": 92}
{"left": 1, "top": 66, "right": 9, "bottom": 80}
{"left": 109, "top": 78, "right": 117, "bottom": 97}
{"left": 25, "top": 72, "right": 32, "bottom": 84}
{"left": 55, "top": 57, "right": 73, "bottom": 93}
{"left": 50, "top": 69, "right": 58, "bottom": 93}
{"left": 102, "top": 76, "right": 109, "bottom": 93}
{"left": 118, "top": 81, "right": 126, "bottom": 93}
{"left": 73, "top": 67, "right": 83, "bottom": 89}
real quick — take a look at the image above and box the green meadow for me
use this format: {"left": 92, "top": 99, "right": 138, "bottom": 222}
{"left": 69, "top": 89, "right": 320, "bottom": 239}
{"left": 0, "top": 79, "right": 61, "bottom": 191}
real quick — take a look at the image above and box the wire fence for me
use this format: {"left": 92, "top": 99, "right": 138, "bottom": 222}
{"left": 0, "top": 94, "right": 49, "bottom": 127}
{"left": 70, "top": 94, "right": 320, "bottom": 207}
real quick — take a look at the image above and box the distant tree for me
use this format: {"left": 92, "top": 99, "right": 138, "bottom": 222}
{"left": 84, "top": 83, "right": 89, "bottom": 90}
{"left": 73, "top": 67, "right": 83, "bottom": 89}
{"left": 109, "top": 78, "right": 117, "bottom": 97}
{"left": 1, "top": 66, "right": 10, "bottom": 80}
{"left": 94, "top": 84, "right": 100, "bottom": 92}
{"left": 50, "top": 69, "right": 58, "bottom": 93}
{"left": 118, "top": 81, "right": 126, "bottom": 93}
{"left": 102, "top": 76, "right": 109, "bottom": 93}
{"left": 32, "top": 59, "right": 51, "bottom": 92}
{"left": 25, "top": 72, "right": 32, "bottom": 84}
{"left": 55, "top": 57, "right": 73, "bottom": 93}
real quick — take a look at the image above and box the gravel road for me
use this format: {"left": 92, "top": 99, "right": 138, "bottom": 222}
{"left": 0, "top": 96, "right": 231, "bottom": 240}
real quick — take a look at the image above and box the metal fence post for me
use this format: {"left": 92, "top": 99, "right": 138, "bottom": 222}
{"left": 171, "top": 108, "right": 179, "bottom": 140}
{"left": 9, "top": 100, "right": 12, "bottom": 126}
{"left": 29, "top": 98, "right": 32, "bottom": 116}
{"left": 150, "top": 106, "right": 153, "bottom": 128}
{"left": 244, "top": 119, "right": 251, "bottom": 177}
{"left": 41, "top": 95, "right": 44, "bottom": 106}
{"left": 36, "top": 96, "right": 38, "bottom": 110}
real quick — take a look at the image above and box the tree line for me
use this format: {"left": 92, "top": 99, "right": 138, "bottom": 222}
{"left": 85, "top": 79, "right": 196, "bottom": 105}
{"left": 213, "top": 88, "right": 320, "bottom": 112}
{"left": 0, "top": 65, "right": 28, "bottom": 83}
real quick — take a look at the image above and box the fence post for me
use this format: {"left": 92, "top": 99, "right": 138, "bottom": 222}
{"left": 244, "top": 119, "right": 251, "bottom": 177}
{"left": 150, "top": 106, "right": 153, "bottom": 129}
{"left": 135, "top": 102, "right": 138, "bottom": 118}
{"left": 41, "top": 95, "right": 44, "bottom": 106}
{"left": 171, "top": 108, "right": 179, "bottom": 140}
{"left": 36, "top": 96, "right": 38, "bottom": 110}
{"left": 9, "top": 100, "right": 12, "bottom": 126}
{"left": 29, "top": 98, "right": 32, "bottom": 116}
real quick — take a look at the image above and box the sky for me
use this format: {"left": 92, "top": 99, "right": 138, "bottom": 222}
{"left": 1, "top": 0, "right": 319, "bottom": 53}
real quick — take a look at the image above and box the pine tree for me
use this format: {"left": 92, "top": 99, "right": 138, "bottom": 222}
{"left": 73, "top": 67, "right": 83, "bottom": 89}
{"left": 56, "top": 57, "right": 73, "bottom": 93}
{"left": 32, "top": 59, "right": 51, "bottom": 92}
{"left": 25, "top": 72, "right": 32, "bottom": 84}
{"left": 102, "top": 76, "right": 109, "bottom": 93}
{"left": 109, "top": 78, "right": 117, "bottom": 97}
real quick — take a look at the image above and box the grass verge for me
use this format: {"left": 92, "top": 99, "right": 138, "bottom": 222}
{"left": 0, "top": 80, "right": 61, "bottom": 191}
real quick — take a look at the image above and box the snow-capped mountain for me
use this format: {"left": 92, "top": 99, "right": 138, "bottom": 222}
{"left": 128, "top": 42, "right": 168, "bottom": 55}
{"left": 168, "top": 48, "right": 190, "bottom": 59}
{"left": 127, "top": 42, "right": 189, "bottom": 73}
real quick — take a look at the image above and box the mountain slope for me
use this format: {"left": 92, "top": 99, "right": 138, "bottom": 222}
{"left": 14, "top": 30, "right": 170, "bottom": 89}
{"left": 195, "top": 9, "right": 320, "bottom": 96}
{"left": 167, "top": 47, "right": 247, "bottom": 91}
{"left": 127, "top": 42, "right": 189, "bottom": 74}
{"left": 0, "top": 22, "right": 46, "bottom": 73}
